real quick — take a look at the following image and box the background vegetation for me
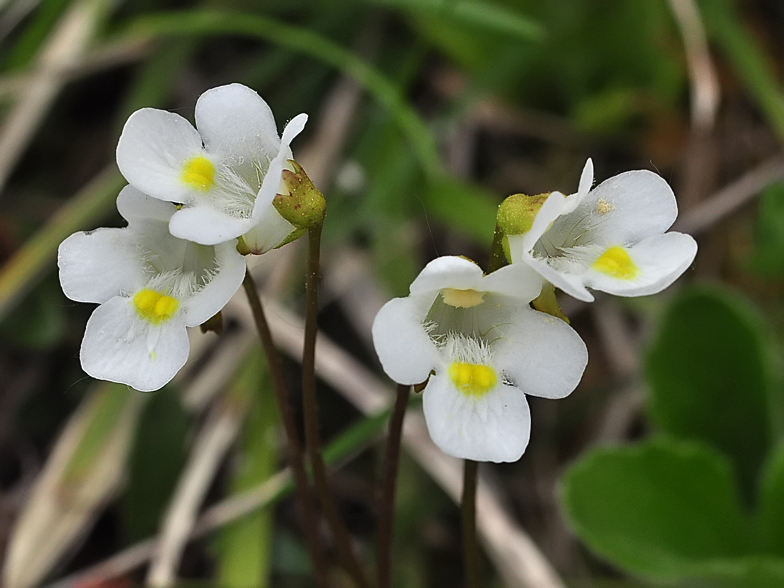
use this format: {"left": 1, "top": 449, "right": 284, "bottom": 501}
{"left": 1, "top": 0, "right": 783, "bottom": 586}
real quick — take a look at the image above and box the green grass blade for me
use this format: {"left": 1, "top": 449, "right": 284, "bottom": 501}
{"left": 120, "top": 9, "right": 444, "bottom": 178}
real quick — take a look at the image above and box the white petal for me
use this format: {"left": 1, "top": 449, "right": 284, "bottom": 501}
{"left": 168, "top": 205, "right": 254, "bottom": 245}
{"left": 58, "top": 228, "right": 146, "bottom": 304}
{"left": 510, "top": 242, "right": 594, "bottom": 302}
{"left": 422, "top": 375, "right": 531, "bottom": 463}
{"left": 371, "top": 296, "right": 439, "bottom": 385}
{"left": 243, "top": 205, "right": 297, "bottom": 254}
{"left": 80, "top": 296, "right": 189, "bottom": 392}
{"left": 493, "top": 308, "right": 588, "bottom": 399}
{"left": 584, "top": 232, "right": 697, "bottom": 297}
{"left": 116, "top": 108, "right": 204, "bottom": 204}
{"left": 195, "top": 84, "right": 281, "bottom": 170}
{"left": 116, "top": 185, "right": 175, "bottom": 225}
{"left": 250, "top": 115, "right": 306, "bottom": 221}
{"left": 519, "top": 190, "right": 582, "bottom": 254}
{"left": 574, "top": 170, "right": 678, "bottom": 245}
{"left": 409, "top": 256, "right": 484, "bottom": 296}
{"left": 181, "top": 241, "right": 246, "bottom": 327}
{"left": 480, "top": 262, "right": 543, "bottom": 302}
{"left": 578, "top": 158, "right": 594, "bottom": 195}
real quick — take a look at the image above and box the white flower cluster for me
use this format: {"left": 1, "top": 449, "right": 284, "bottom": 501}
{"left": 59, "top": 84, "right": 307, "bottom": 391}
{"left": 372, "top": 161, "right": 697, "bottom": 462}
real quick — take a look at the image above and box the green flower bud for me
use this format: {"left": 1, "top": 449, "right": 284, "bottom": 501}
{"left": 496, "top": 192, "right": 550, "bottom": 236}
{"left": 272, "top": 160, "right": 326, "bottom": 230}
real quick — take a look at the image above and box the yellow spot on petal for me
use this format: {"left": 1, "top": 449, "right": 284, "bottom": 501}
{"left": 441, "top": 288, "right": 485, "bottom": 308}
{"left": 181, "top": 156, "right": 215, "bottom": 191}
{"left": 596, "top": 198, "right": 614, "bottom": 215}
{"left": 133, "top": 289, "right": 179, "bottom": 324}
{"left": 592, "top": 246, "right": 638, "bottom": 280}
{"left": 448, "top": 362, "right": 497, "bottom": 398}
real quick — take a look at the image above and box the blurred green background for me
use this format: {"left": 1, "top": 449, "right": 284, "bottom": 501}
{"left": 1, "top": 0, "right": 784, "bottom": 586}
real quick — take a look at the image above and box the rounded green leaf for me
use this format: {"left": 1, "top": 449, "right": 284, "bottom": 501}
{"left": 645, "top": 285, "right": 780, "bottom": 502}
{"left": 561, "top": 439, "right": 749, "bottom": 579}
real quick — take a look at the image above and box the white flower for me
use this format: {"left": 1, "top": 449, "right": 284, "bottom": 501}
{"left": 58, "top": 186, "right": 246, "bottom": 392}
{"left": 506, "top": 159, "right": 698, "bottom": 302}
{"left": 116, "top": 83, "right": 307, "bottom": 248}
{"left": 372, "top": 256, "right": 588, "bottom": 463}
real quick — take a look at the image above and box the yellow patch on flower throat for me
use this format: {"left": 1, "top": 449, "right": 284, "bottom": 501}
{"left": 592, "top": 246, "right": 638, "bottom": 280}
{"left": 181, "top": 156, "right": 215, "bottom": 191}
{"left": 449, "top": 362, "right": 497, "bottom": 397}
{"left": 133, "top": 289, "right": 179, "bottom": 324}
{"left": 441, "top": 288, "right": 485, "bottom": 308}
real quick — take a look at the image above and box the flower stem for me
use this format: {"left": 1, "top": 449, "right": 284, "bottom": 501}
{"left": 302, "top": 223, "right": 373, "bottom": 588}
{"left": 242, "top": 269, "right": 329, "bottom": 588}
{"left": 488, "top": 224, "right": 507, "bottom": 274}
{"left": 462, "top": 459, "right": 481, "bottom": 588}
{"left": 376, "top": 383, "right": 411, "bottom": 588}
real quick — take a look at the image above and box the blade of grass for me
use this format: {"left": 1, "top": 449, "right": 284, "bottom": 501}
{"left": 700, "top": 0, "right": 784, "bottom": 145}
{"left": 121, "top": 9, "right": 444, "bottom": 178}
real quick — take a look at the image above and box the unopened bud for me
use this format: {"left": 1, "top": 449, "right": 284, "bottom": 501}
{"left": 273, "top": 160, "right": 326, "bottom": 230}
{"left": 496, "top": 193, "right": 550, "bottom": 236}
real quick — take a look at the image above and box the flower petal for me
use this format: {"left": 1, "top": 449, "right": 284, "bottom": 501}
{"left": 422, "top": 375, "right": 531, "bottom": 463}
{"left": 584, "top": 232, "right": 697, "bottom": 297}
{"left": 195, "top": 84, "right": 281, "bottom": 173}
{"left": 58, "top": 228, "right": 146, "bottom": 304}
{"left": 573, "top": 170, "right": 678, "bottom": 245}
{"left": 116, "top": 185, "right": 175, "bottom": 225}
{"left": 251, "top": 114, "right": 308, "bottom": 221}
{"left": 80, "top": 296, "right": 189, "bottom": 392}
{"left": 116, "top": 108, "right": 204, "bottom": 204}
{"left": 181, "top": 241, "right": 246, "bottom": 327}
{"left": 409, "top": 256, "right": 484, "bottom": 296}
{"left": 371, "top": 296, "right": 439, "bottom": 385}
{"left": 578, "top": 158, "right": 594, "bottom": 195}
{"left": 493, "top": 307, "right": 588, "bottom": 399}
{"left": 518, "top": 190, "right": 582, "bottom": 254}
{"left": 243, "top": 205, "right": 297, "bottom": 254}
{"left": 506, "top": 235, "right": 594, "bottom": 302}
{"left": 480, "top": 262, "right": 543, "bottom": 302}
{"left": 168, "top": 205, "right": 254, "bottom": 245}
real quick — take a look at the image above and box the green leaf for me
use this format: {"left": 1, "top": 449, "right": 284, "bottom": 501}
{"left": 645, "top": 285, "right": 779, "bottom": 503}
{"left": 561, "top": 438, "right": 749, "bottom": 580}
{"left": 758, "top": 441, "right": 784, "bottom": 555}
{"left": 749, "top": 182, "right": 784, "bottom": 278}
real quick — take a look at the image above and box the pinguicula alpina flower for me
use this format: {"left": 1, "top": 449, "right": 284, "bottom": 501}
{"left": 58, "top": 186, "right": 246, "bottom": 392}
{"left": 372, "top": 256, "right": 587, "bottom": 462}
{"left": 116, "top": 83, "right": 307, "bottom": 250}
{"left": 501, "top": 159, "right": 698, "bottom": 302}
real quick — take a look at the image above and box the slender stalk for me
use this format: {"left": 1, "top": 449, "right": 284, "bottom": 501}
{"left": 462, "top": 460, "right": 481, "bottom": 588}
{"left": 487, "top": 224, "right": 507, "bottom": 274}
{"left": 376, "top": 384, "right": 411, "bottom": 588}
{"left": 302, "top": 224, "right": 373, "bottom": 588}
{"left": 242, "top": 270, "right": 329, "bottom": 588}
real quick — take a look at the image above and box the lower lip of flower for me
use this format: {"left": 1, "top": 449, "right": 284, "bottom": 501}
{"left": 133, "top": 288, "right": 179, "bottom": 323}
{"left": 592, "top": 245, "right": 639, "bottom": 280}
{"left": 448, "top": 361, "right": 497, "bottom": 397}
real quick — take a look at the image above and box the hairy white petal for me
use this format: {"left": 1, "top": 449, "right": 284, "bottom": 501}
{"left": 116, "top": 185, "right": 176, "bottom": 225}
{"left": 422, "top": 375, "right": 531, "bottom": 463}
{"left": 168, "top": 205, "right": 253, "bottom": 245}
{"left": 80, "top": 297, "right": 189, "bottom": 392}
{"left": 182, "top": 240, "right": 246, "bottom": 326}
{"left": 480, "top": 262, "right": 543, "bottom": 302}
{"left": 116, "top": 108, "right": 203, "bottom": 204}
